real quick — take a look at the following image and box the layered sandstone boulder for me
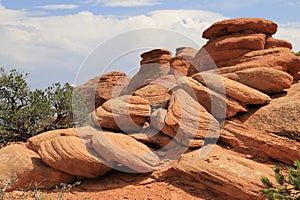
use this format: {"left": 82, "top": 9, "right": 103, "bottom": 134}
{"left": 27, "top": 128, "right": 79, "bottom": 152}
{"left": 76, "top": 71, "right": 130, "bottom": 112}
{"left": 193, "top": 18, "right": 300, "bottom": 80}
{"left": 192, "top": 72, "right": 271, "bottom": 104}
{"left": 133, "top": 83, "right": 171, "bottom": 107}
{"left": 220, "top": 119, "right": 300, "bottom": 165}
{"left": 0, "top": 144, "right": 75, "bottom": 191}
{"left": 202, "top": 18, "right": 278, "bottom": 40}
{"left": 38, "top": 136, "right": 112, "bottom": 178}
{"left": 170, "top": 145, "right": 275, "bottom": 200}
{"left": 244, "top": 82, "right": 300, "bottom": 141}
{"left": 150, "top": 88, "right": 220, "bottom": 146}
{"left": 122, "top": 49, "right": 172, "bottom": 94}
{"left": 177, "top": 76, "right": 247, "bottom": 118}
{"left": 223, "top": 67, "right": 293, "bottom": 93}
{"left": 265, "top": 36, "right": 293, "bottom": 49}
{"left": 91, "top": 95, "right": 151, "bottom": 132}
{"left": 90, "top": 131, "right": 161, "bottom": 173}
{"left": 175, "top": 47, "right": 197, "bottom": 59}
{"left": 170, "top": 56, "right": 194, "bottom": 76}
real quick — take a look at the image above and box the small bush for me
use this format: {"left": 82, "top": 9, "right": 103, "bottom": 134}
{"left": 261, "top": 161, "right": 300, "bottom": 199}
{"left": 0, "top": 67, "right": 89, "bottom": 144}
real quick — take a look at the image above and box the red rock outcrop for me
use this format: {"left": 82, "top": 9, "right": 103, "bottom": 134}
{"left": 265, "top": 36, "right": 293, "bottom": 49}
{"left": 244, "top": 82, "right": 300, "bottom": 141}
{"left": 27, "top": 128, "right": 79, "bottom": 152}
{"left": 192, "top": 72, "right": 271, "bottom": 104}
{"left": 194, "top": 18, "right": 300, "bottom": 81}
{"left": 202, "top": 18, "right": 278, "bottom": 40}
{"left": 0, "top": 144, "right": 75, "bottom": 191}
{"left": 219, "top": 119, "right": 300, "bottom": 165}
{"left": 2, "top": 18, "right": 300, "bottom": 199}
{"left": 38, "top": 136, "right": 112, "bottom": 178}
{"left": 177, "top": 76, "right": 248, "bottom": 118}
{"left": 76, "top": 71, "right": 130, "bottom": 112}
{"left": 223, "top": 67, "right": 293, "bottom": 93}
{"left": 150, "top": 88, "right": 220, "bottom": 146}
{"left": 122, "top": 49, "right": 172, "bottom": 95}
{"left": 169, "top": 145, "right": 275, "bottom": 200}
{"left": 92, "top": 95, "right": 151, "bottom": 132}
{"left": 133, "top": 83, "right": 171, "bottom": 107}
{"left": 91, "top": 131, "right": 161, "bottom": 173}
{"left": 170, "top": 56, "right": 195, "bottom": 76}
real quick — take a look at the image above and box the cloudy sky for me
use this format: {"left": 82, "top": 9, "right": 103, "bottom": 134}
{"left": 0, "top": 0, "right": 300, "bottom": 88}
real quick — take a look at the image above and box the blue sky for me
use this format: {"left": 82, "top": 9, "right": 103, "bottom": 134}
{"left": 0, "top": 0, "right": 299, "bottom": 88}
{"left": 2, "top": 0, "right": 300, "bottom": 22}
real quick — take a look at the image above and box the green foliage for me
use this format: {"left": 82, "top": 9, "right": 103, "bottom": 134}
{"left": 0, "top": 68, "right": 53, "bottom": 141}
{"left": 261, "top": 162, "right": 300, "bottom": 200}
{"left": 274, "top": 166, "right": 285, "bottom": 185}
{"left": 288, "top": 161, "right": 300, "bottom": 190}
{"left": 45, "top": 82, "right": 74, "bottom": 130}
{"left": 0, "top": 67, "right": 88, "bottom": 143}
{"left": 295, "top": 52, "right": 300, "bottom": 56}
{"left": 262, "top": 175, "right": 273, "bottom": 188}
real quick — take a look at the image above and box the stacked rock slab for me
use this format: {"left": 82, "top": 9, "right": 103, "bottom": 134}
{"left": 76, "top": 71, "right": 130, "bottom": 112}
{"left": 122, "top": 49, "right": 172, "bottom": 95}
{"left": 193, "top": 18, "right": 300, "bottom": 80}
{"left": 0, "top": 144, "right": 75, "bottom": 191}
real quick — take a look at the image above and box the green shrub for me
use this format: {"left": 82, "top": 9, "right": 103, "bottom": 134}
{"left": 0, "top": 67, "right": 88, "bottom": 143}
{"left": 261, "top": 161, "right": 300, "bottom": 199}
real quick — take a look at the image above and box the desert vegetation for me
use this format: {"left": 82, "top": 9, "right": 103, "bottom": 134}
{"left": 0, "top": 67, "right": 87, "bottom": 145}
{"left": 261, "top": 160, "right": 300, "bottom": 200}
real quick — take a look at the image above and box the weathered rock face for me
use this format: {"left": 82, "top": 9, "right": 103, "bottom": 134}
{"left": 215, "top": 47, "right": 300, "bottom": 75}
{"left": 177, "top": 76, "right": 247, "bottom": 118}
{"left": 206, "top": 33, "right": 266, "bottom": 51}
{"left": 76, "top": 71, "right": 130, "bottom": 112}
{"left": 91, "top": 131, "right": 161, "bottom": 173}
{"left": 170, "top": 145, "right": 275, "bottom": 200}
{"left": 192, "top": 72, "right": 271, "bottom": 105}
{"left": 92, "top": 95, "right": 151, "bottom": 132}
{"left": 0, "top": 144, "right": 75, "bottom": 191}
{"left": 129, "top": 128, "right": 173, "bottom": 148}
{"left": 265, "top": 36, "right": 292, "bottom": 49}
{"left": 219, "top": 119, "right": 300, "bottom": 165}
{"left": 140, "top": 49, "right": 172, "bottom": 65}
{"left": 38, "top": 136, "right": 112, "bottom": 178}
{"left": 195, "top": 33, "right": 268, "bottom": 71}
{"left": 202, "top": 18, "right": 278, "bottom": 40}
{"left": 223, "top": 67, "right": 293, "bottom": 93}
{"left": 194, "top": 18, "right": 300, "bottom": 80}
{"left": 244, "top": 82, "right": 300, "bottom": 141}
{"left": 27, "top": 128, "right": 79, "bottom": 152}
{"left": 122, "top": 49, "right": 172, "bottom": 95}
{"left": 175, "top": 47, "right": 197, "bottom": 59}
{"left": 150, "top": 88, "right": 220, "bottom": 146}
{"left": 170, "top": 56, "right": 195, "bottom": 76}
{"left": 133, "top": 83, "right": 171, "bottom": 107}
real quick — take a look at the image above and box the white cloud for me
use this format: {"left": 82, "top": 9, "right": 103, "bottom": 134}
{"left": 84, "top": 0, "right": 161, "bottom": 7}
{"left": 288, "top": 1, "right": 300, "bottom": 7}
{"left": 0, "top": 3, "right": 299, "bottom": 89}
{"left": 36, "top": 4, "right": 79, "bottom": 10}
{"left": 0, "top": 5, "right": 227, "bottom": 87}
{"left": 277, "top": 22, "right": 300, "bottom": 51}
